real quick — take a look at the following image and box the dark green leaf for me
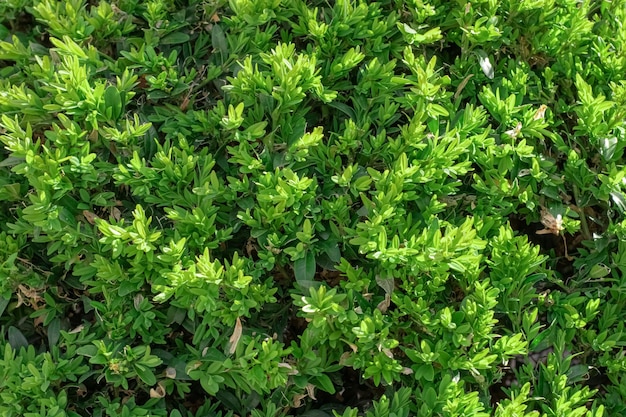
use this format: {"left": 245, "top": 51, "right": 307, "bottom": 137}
{"left": 47, "top": 317, "right": 61, "bottom": 347}
{"left": 0, "top": 296, "right": 9, "bottom": 318}
{"left": 77, "top": 345, "right": 99, "bottom": 357}
{"left": 294, "top": 251, "right": 316, "bottom": 283}
{"left": 161, "top": 32, "right": 191, "bottom": 45}
{"left": 216, "top": 390, "right": 242, "bottom": 412}
{"left": 301, "top": 411, "right": 332, "bottom": 417}
{"left": 416, "top": 364, "right": 434, "bottom": 382}
{"left": 8, "top": 326, "right": 28, "bottom": 350}
{"left": 211, "top": 24, "right": 228, "bottom": 56}
{"left": 313, "top": 374, "right": 335, "bottom": 394}
{"left": 135, "top": 363, "right": 157, "bottom": 386}
{"left": 0, "top": 24, "right": 9, "bottom": 40}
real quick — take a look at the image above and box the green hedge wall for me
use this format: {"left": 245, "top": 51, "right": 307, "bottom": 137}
{"left": 1, "top": 0, "right": 626, "bottom": 416}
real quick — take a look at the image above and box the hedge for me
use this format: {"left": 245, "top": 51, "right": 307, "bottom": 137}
{"left": 1, "top": 0, "right": 626, "bottom": 416}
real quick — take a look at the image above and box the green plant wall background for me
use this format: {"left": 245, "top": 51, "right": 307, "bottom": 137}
{"left": 1, "top": 0, "right": 626, "bottom": 416}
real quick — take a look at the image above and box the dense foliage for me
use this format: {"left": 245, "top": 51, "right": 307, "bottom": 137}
{"left": 1, "top": 0, "right": 626, "bottom": 415}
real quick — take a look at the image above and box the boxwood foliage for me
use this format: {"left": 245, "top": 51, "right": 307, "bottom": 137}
{"left": 1, "top": 0, "right": 626, "bottom": 416}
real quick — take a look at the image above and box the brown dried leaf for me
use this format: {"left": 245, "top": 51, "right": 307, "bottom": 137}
{"left": 149, "top": 382, "right": 166, "bottom": 398}
{"left": 505, "top": 122, "right": 523, "bottom": 139}
{"left": 245, "top": 238, "right": 257, "bottom": 256}
{"left": 537, "top": 206, "right": 563, "bottom": 236}
{"left": 69, "top": 324, "right": 85, "bottom": 334}
{"left": 382, "top": 348, "right": 394, "bottom": 359}
{"left": 305, "top": 383, "right": 317, "bottom": 401}
{"left": 534, "top": 104, "right": 548, "bottom": 120}
{"left": 377, "top": 294, "right": 391, "bottom": 313}
{"left": 228, "top": 316, "right": 243, "bottom": 355}
{"left": 401, "top": 367, "right": 414, "bottom": 375}
{"left": 83, "top": 210, "right": 99, "bottom": 225}
{"left": 292, "top": 393, "right": 306, "bottom": 408}
{"left": 375, "top": 275, "right": 394, "bottom": 295}
{"left": 15, "top": 291, "right": 24, "bottom": 308}
{"left": 33, "top": 315, "right": 45, "bottom": 327}
{"left": 179, "top": 94, "right": 191, "bottom": 111}
{"left": 278, "top": 362, "right": 299, "bottom": 375}
{"left": 111, "top": 207, "right": 121, "bottom": 221}
{"left": 134, "top": 294, "right": 144, "bottom": 310}
{"left": 454, "top": 73, "right": 474, "bottom": 101}
{"left": 165, "top": 367, "right": 176, "bottom": 379}
{"left": 76, "top": 384, "right": 88, "bottom": 397}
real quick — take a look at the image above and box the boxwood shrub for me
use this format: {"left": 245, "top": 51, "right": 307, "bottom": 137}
{"left": 1, "top": 0, "right": 626, "bottom": 416}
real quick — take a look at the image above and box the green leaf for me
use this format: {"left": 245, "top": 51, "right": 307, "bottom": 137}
{"left": 313, "top": 373, "right": 335, "bottom": 394}
{"left": 104, "top": 86, "right": 122, "bottom": 120}
{"left": 160, "top": 32, "right": 190, "bottom": 45}
{"left": 8, "top": 326, "right": 28, "bottom": 350}
{"left": 200, "top": 375, "right": 220, "bottom": 395}
{"left": 0, "top": 156, "right": 23, "bottom": 167}
{"left": 216, "top": 390, "right": 242, "bottom": 411}
{"left": 47, "top": 317, "right": 62, "bottom": 347}
{"left": 416, "top": 364, "right": 434, "bottom": 382}
{"left": 0, "top": 297, "right": 9, "bottom": 318}
{"left": 77, "top": 345, "right": 99, "bottom": 357}
{"left": 211, "top": 24, "right": 228, "bottom": 56}
{"left": 326, "top": 101, "right": 356, "bottom": 120}
{"left": 530, "top": 326, "right": 553, "bottom": 352}
{"left": 0, "top": 24, "right": 9, "bottom": 40}
{"left": 134, "top": 363, "right": 157, "bottom": 386}
{"left": 294, "top": 251, "right": 316, "bottom": 283}
{"left": 301, "top": 411, "right": 333, "bottom": 417}
{"left": 423, "top": 386, "right": 437, "bottom": 409}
